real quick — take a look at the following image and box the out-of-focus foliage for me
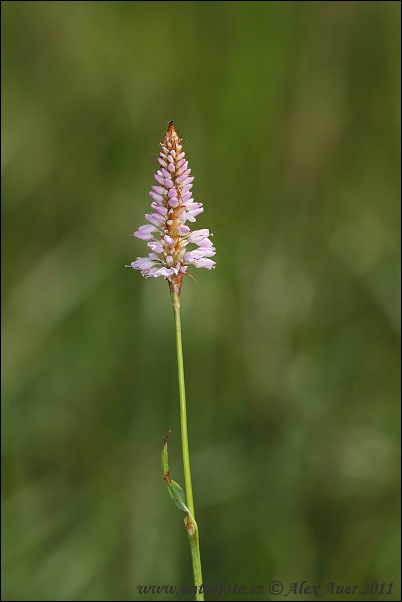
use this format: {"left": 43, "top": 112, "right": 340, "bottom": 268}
{"left": 1, "top": 2, "right": 400, "bottom": 600}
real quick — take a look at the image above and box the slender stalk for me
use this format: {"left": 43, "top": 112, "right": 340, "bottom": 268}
{"left": 171, "top": 286, "right": 204, "bottom": 601}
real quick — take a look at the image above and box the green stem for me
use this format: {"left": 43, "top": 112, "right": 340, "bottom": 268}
{"left": 171, "top": 286, "right": 204, "bottom": 602}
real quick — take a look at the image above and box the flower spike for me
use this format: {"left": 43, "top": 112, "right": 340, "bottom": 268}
{"left": 129, "top": 122, "right": 216, "bottom": 291}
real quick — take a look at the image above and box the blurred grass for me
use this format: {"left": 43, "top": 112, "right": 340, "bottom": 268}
{"left": 1, "top": 1, "right": 400, "bottom": 601}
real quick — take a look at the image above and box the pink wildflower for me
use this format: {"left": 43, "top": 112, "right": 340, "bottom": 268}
{"left": 128, "top": 122, "right": 216, "bottom": 289}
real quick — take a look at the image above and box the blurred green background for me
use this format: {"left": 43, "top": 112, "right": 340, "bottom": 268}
{"left": 1, "top": 1, "right": 400, "bottom": 601}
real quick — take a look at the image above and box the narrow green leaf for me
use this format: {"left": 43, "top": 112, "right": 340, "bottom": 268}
{"left": 168, "top": 480, "right": 189, "bottom": 513}
{"left": 161, "top": 431, "right": 188, "bottom": 513}
{"left": 161, "top": 430, "right": 170, "bottom": 474}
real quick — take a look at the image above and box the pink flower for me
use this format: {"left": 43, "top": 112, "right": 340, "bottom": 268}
{"left": 128, "top": 122, "right": 216, "bottom": 284}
